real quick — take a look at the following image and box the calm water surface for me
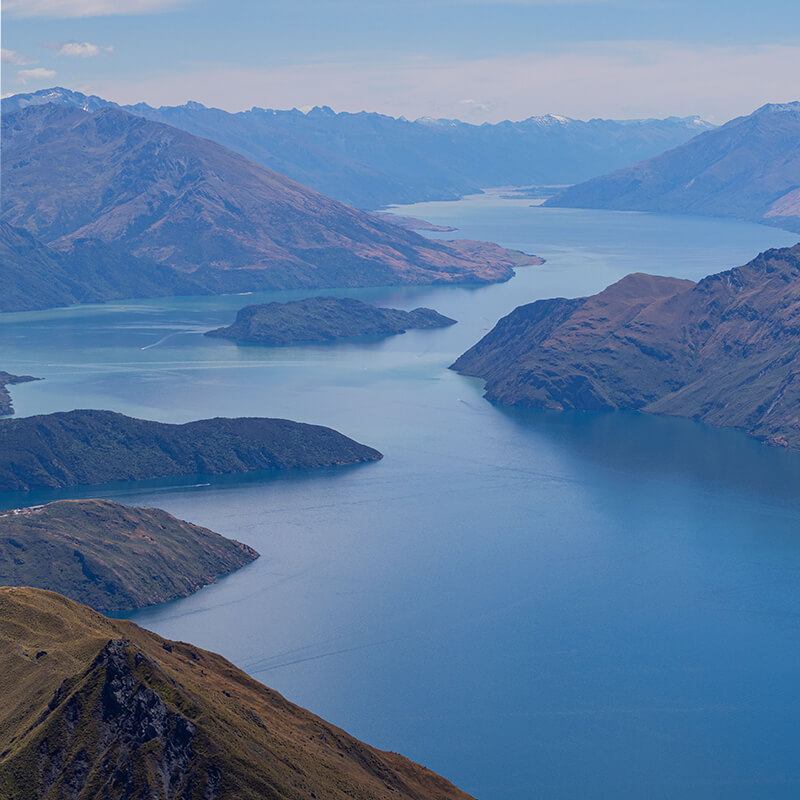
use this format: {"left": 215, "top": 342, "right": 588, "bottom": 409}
{"left": 2, "top": 197, "right": 799, "bottom": 799}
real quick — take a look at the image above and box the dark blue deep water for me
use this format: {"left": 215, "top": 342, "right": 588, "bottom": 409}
{"left": 2, "top": 195, "right": 799, "bottom": 799}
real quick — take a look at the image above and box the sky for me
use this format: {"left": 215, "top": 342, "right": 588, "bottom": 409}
{"left": 2, "top": 0, "right": 799, "bottom": 124}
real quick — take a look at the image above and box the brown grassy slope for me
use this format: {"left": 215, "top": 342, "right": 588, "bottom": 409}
{"left": 0, "top": 587, "right": 475, "bottom": 800}
{"left": 2, "top": 104, "right": 539, "bottom": 292}
{"left": 452, "top": 243, "right": 800, "bottom": 448}
{"left": 0, "top": 499, "right": 258, "bottom": 612}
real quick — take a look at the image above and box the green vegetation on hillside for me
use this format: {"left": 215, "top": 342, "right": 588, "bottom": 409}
{"left": 0, "top": 409, "right": 382, "bottom": 492}
{"left": 0, "top": 499, "right": 258, "bottom": 611}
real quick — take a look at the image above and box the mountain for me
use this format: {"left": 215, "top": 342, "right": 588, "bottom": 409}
{"left": 206, "top": 296, "right": 456, "bottom": 345}
{"left": 1, "top": 104, "right": 540, "bottom": 303}
{"left": 451, "top": 244, "right": 800, "bottom": 449}
{"left": 0, "top": 409, "right": 382, "bottom": 492}
{"left": 0, "top": 221, "right": 208, "bottom": 312}
{"left": 545, "top": 102, "right": 800, "bottom": 233}
{"left": 0, "top": 587, "right": 474, "bottom": 800}
{"left": 0, "top": 499, "right": 258, "bottom": 612}
{"left": 2, "top": 87, "right": 713, "bottom": 209}
{"left": 0, "top": 372, "right": 38, "bottom": 416}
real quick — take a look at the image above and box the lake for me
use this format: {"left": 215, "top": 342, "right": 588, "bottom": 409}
{"left": 2, "top": 195, "right": 799, "bottom": 799}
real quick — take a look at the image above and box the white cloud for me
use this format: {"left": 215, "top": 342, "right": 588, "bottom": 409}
{"left": 17, "top": 68, "right": 57, "bottom": 83}
{"left": 57, "top": 42, "right": 112, "bottom": 57}
{"left": 1, "top": 49, "right": 36, "bottom": 65}
{"left": 3, "top": 0, "right": 189, "bottom": 18}
{"left": 84, "top": 42, "right": 800, "bottom": 124}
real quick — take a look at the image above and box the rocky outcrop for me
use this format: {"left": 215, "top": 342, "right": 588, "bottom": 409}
{"left": 0, "top": 409, "right": 382, "bottom": 492}
{"left": 206, "top": 296, "right": 456, "bottom": 345}
{"left": 452, "top": 244, "right": 800, "bottom": 448}
{"left": 0, "top": 587, "right": 476, "bottom": 800}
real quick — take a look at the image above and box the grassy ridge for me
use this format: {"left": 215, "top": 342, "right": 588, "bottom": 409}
{"left": 0, "top": 587, "right": 474, "bottom": 800}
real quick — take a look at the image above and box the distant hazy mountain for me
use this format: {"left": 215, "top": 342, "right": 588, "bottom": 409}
{"left": 2, "top": 87, "right": 713, "bottom": 208}
{"left": 1, "top": 104, "right": 537, "bottom": 301}
{"left": 546, "top": 102, "right": 800, "bottom": 233}
{"left": 452, "top": 244, "right": 800, "bottom": 449}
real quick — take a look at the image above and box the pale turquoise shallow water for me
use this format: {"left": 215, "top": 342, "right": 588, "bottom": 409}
{"left": 2, "top": 197, "right": 799, "bottom": 799}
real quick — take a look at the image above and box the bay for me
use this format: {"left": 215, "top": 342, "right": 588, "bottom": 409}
{"left": 1, "top": 195, "right": 799, "bottom": 799}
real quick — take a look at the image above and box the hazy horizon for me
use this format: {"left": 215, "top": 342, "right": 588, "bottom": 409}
{"left": 2, "top": 0, "right": 799, "bottom": 124}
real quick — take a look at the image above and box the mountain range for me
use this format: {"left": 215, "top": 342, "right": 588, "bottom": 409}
{"left": 2, "top": 103, "right": 538, "bottom": 304}
{"left": 546, "top": 102, "right": 800, "bottom": 233}
{"left": 3, "top": 87, "right": 713, "bottom": 209}
{"left": 451, "top": 244, "right": 800, "bottom": 449}
{"left": 0, "top": 587, "right": 474, "bottom": 800}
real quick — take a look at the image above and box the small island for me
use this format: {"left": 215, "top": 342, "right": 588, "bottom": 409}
{"left": 0, "top": 499, "right": 258, "bottom": 612}
{"left": 0, "top": 409, "right": 382, "bottom": 492}
{"left": 206, "top": 295, "right": 457, "bottom": 345}
{"left": 0, "top": 372, "right": 39, "bottom": 416}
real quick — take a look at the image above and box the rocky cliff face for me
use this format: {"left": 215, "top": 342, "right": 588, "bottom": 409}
{"left": 207, "top": 296, "right": 456, "bottom": 345}
{"left": 0, "top": 588, "right": 475, "bottom": 800}
{"left": 452, "top": 244, "right": 800, "bottom": 448}
{"left": 546, "top": 102, "right": 800, "bottom": 233}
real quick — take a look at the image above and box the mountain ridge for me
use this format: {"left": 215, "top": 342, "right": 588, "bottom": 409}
{"left": 2, "top": 87, "right": 713, "bottom": 209}
{"left": 1, "top": 103, "right": 540, "bottom": 304}
{"left": 0, "top": 586, "right": 475, "bottom": 800}
{"left": 451, "top": 243, "right": 800, "bottom": 448}
{"left": 545, "top": 101, "right": 800, "bottom": 233}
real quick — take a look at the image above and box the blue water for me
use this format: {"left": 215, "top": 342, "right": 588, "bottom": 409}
{"left": 2, "top": 196, "right": 799, "bottom": 799}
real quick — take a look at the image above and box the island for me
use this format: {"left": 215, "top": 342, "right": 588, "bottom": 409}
{"left": 206, "top": 295, "right": 457, "bottom": 345}
{"left": 0, "top": 409, "right": 382, "bottom": 492}
{"left": 451, "top": 243, "right": 800, "bottom": 449}
{"left": 0, "top": 587, "right": 476, "bottom": 800}
{"left": 0, "top": 372, "right": 39, "bottom": 416}
{"left": 0, "top": 499, "right": 258, "bottom": 612}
